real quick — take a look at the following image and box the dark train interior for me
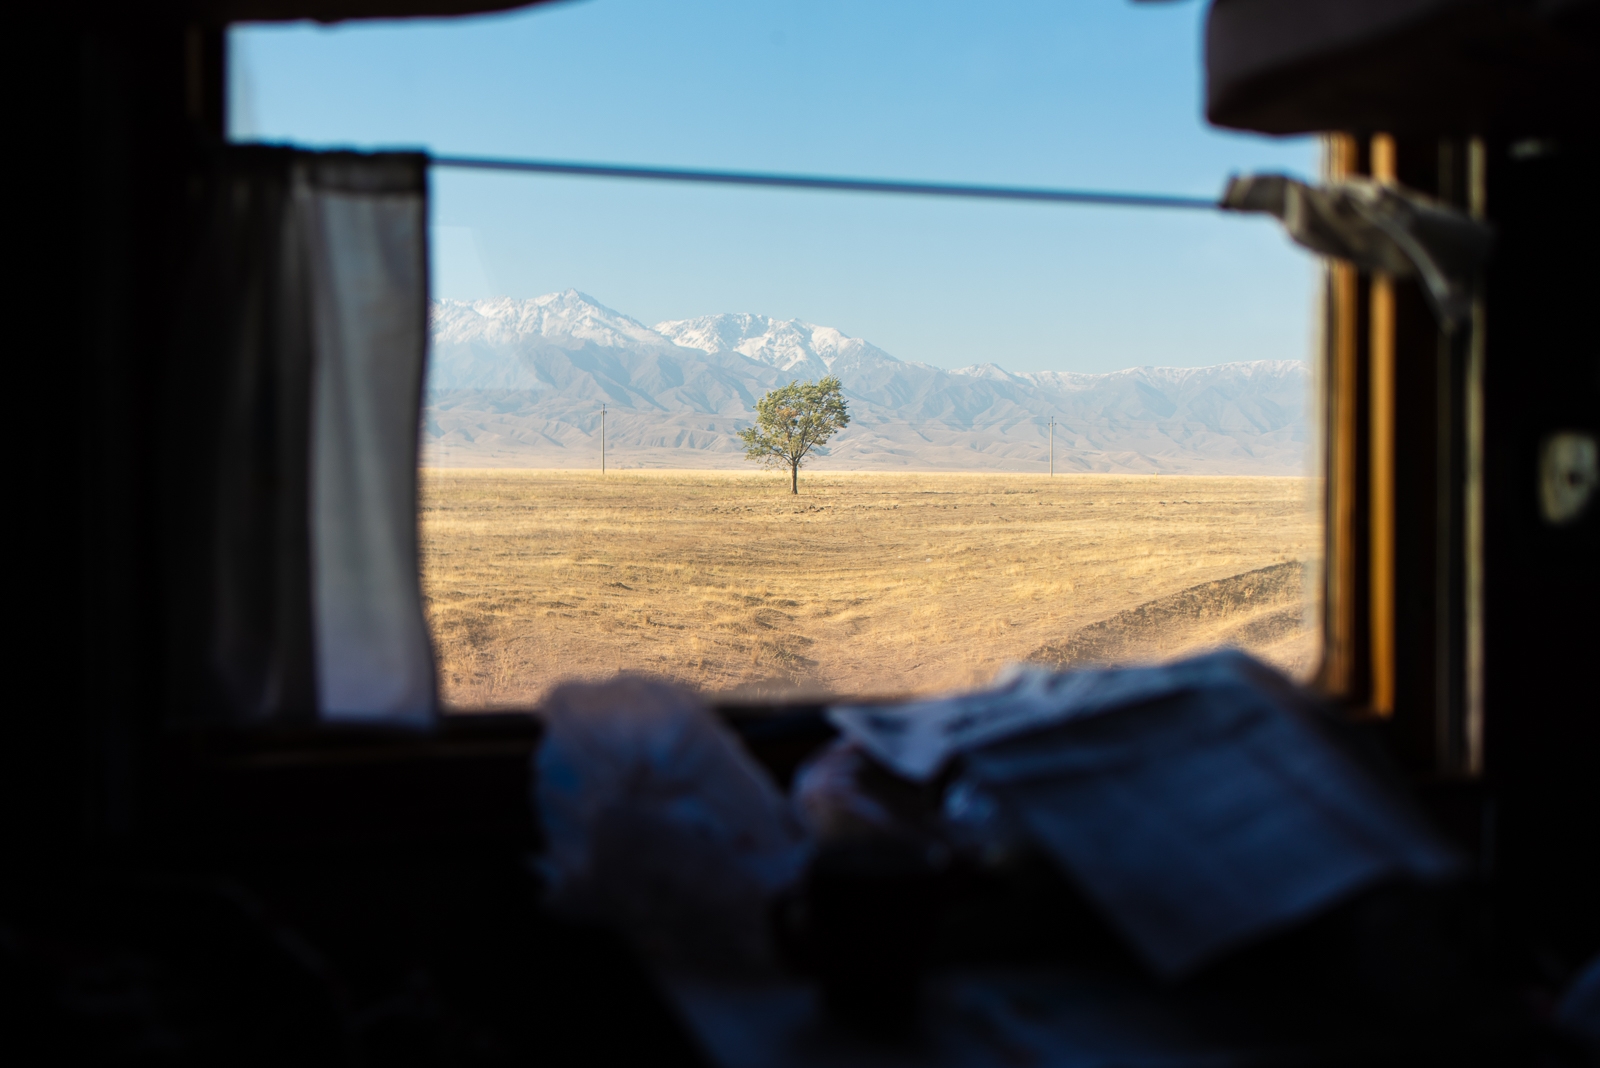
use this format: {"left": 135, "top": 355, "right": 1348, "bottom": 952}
{"left": 5, "top": 1, "right": 1597, "bottom": 1064}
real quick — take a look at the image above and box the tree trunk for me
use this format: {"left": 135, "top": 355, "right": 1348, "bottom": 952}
{"left": 791, "top": 462, "right": 798, "bottom": 494}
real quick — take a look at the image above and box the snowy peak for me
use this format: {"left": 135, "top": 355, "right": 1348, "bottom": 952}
{"left": 950, "top": 362, "right": 1030, "bottom": 385}
{"left": 431, "top": 294, "right": 905, "bottom": 380}
{"left": 955, "top": 361, "right": 1311, "bottom": 395}
{"left": 649, "top": 312, "right": 773, "bottom": 359}
{"left": 432, "top": 290, "right": 673, "bottom": 351}
{"left": 653, "top": 313, "right": 901, "bottom": 378}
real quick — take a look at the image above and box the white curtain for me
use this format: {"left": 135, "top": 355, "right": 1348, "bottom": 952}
{"left": 300, "top": 156, "right": 437, "bottom": 725}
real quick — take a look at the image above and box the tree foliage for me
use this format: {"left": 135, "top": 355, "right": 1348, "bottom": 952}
{"left": 739, "top": 377, "right": 851, "bottom": 493}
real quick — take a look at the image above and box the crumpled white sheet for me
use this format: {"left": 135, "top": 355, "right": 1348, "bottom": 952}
{"left": 839, "top": 650, "right": 1462, "bottom": 977}
{"left": 831, "top": 651, "right": 1305, "bottom": 783}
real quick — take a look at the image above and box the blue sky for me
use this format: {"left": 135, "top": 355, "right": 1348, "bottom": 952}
{"left": 231, "top": 0, "right": 1318, "bottom": 374}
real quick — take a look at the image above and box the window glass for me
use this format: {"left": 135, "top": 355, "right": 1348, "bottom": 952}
{"left": 232, "top": 0, "right": 1321, "bottom": 706}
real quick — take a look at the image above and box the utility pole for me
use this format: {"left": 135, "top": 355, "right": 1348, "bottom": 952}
{"left": 1049, "top": 416, "right": 1055, "bottom": 477}
{"left": 601, "top": 403, "right": 606, "bottom": 475}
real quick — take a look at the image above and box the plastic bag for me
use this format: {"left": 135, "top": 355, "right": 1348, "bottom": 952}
{"left": 534, "top": 676, "right": 809, "bottom": 969}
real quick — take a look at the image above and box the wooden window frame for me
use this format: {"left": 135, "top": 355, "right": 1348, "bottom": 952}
{"left": 1315, "top": 132, "right": 1484, "bottom": 778}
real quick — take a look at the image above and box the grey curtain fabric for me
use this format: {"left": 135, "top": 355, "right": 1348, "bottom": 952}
{"left": 177, "top": 146, "right": 436, "bottom": 727}
{"left": 1221, "top": 174, "right": 1493, "bottom": 329}
{"left": 173, "top": 146, "right": 316, "bottom": 725}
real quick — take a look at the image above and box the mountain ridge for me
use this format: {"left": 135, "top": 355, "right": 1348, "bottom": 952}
{"left": 423, "top": 291, "right": 1310, "bottom": 474}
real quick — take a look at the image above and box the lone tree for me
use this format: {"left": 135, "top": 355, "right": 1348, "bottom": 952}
{"left": 739, "top": 377, "right": 851, "bottom": 494}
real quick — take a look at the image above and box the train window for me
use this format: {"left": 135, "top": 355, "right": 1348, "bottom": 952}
{"left": 230, "top": 0, "right": 1321, "bottom": 707}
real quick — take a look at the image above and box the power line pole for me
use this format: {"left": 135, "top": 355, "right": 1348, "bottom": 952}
{"left": 601, "top": 403, "right": 606, "bottom": 475}
{"left": 1049, "top": 416, "right": 1055, "bottom": 477}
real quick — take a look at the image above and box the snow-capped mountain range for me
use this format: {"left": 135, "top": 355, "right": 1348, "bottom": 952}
{"left": 424, "top": 290, "right": 1310, "bottom": 474}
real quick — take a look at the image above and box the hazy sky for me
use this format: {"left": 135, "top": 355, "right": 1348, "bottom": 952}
{"left": 231, "top": 0, "right": 1319, "bottom": 374}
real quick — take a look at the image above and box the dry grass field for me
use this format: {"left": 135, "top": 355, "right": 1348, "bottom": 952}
{"left": 420, "top": 469, "right": 1321, "bottom": 708}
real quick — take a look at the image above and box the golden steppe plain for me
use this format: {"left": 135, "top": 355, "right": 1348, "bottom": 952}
{"left": 420, "top": 469, "right": 1321, "bottom": 708}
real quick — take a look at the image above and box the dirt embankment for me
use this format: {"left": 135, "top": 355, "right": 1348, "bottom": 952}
{"left": 1029, "top": 561, "right": 1312, "bottom": 674}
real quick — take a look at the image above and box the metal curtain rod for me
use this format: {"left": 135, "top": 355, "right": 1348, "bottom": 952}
{"left": 429, "top": 154, "right": 1220, "bottom": 211}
